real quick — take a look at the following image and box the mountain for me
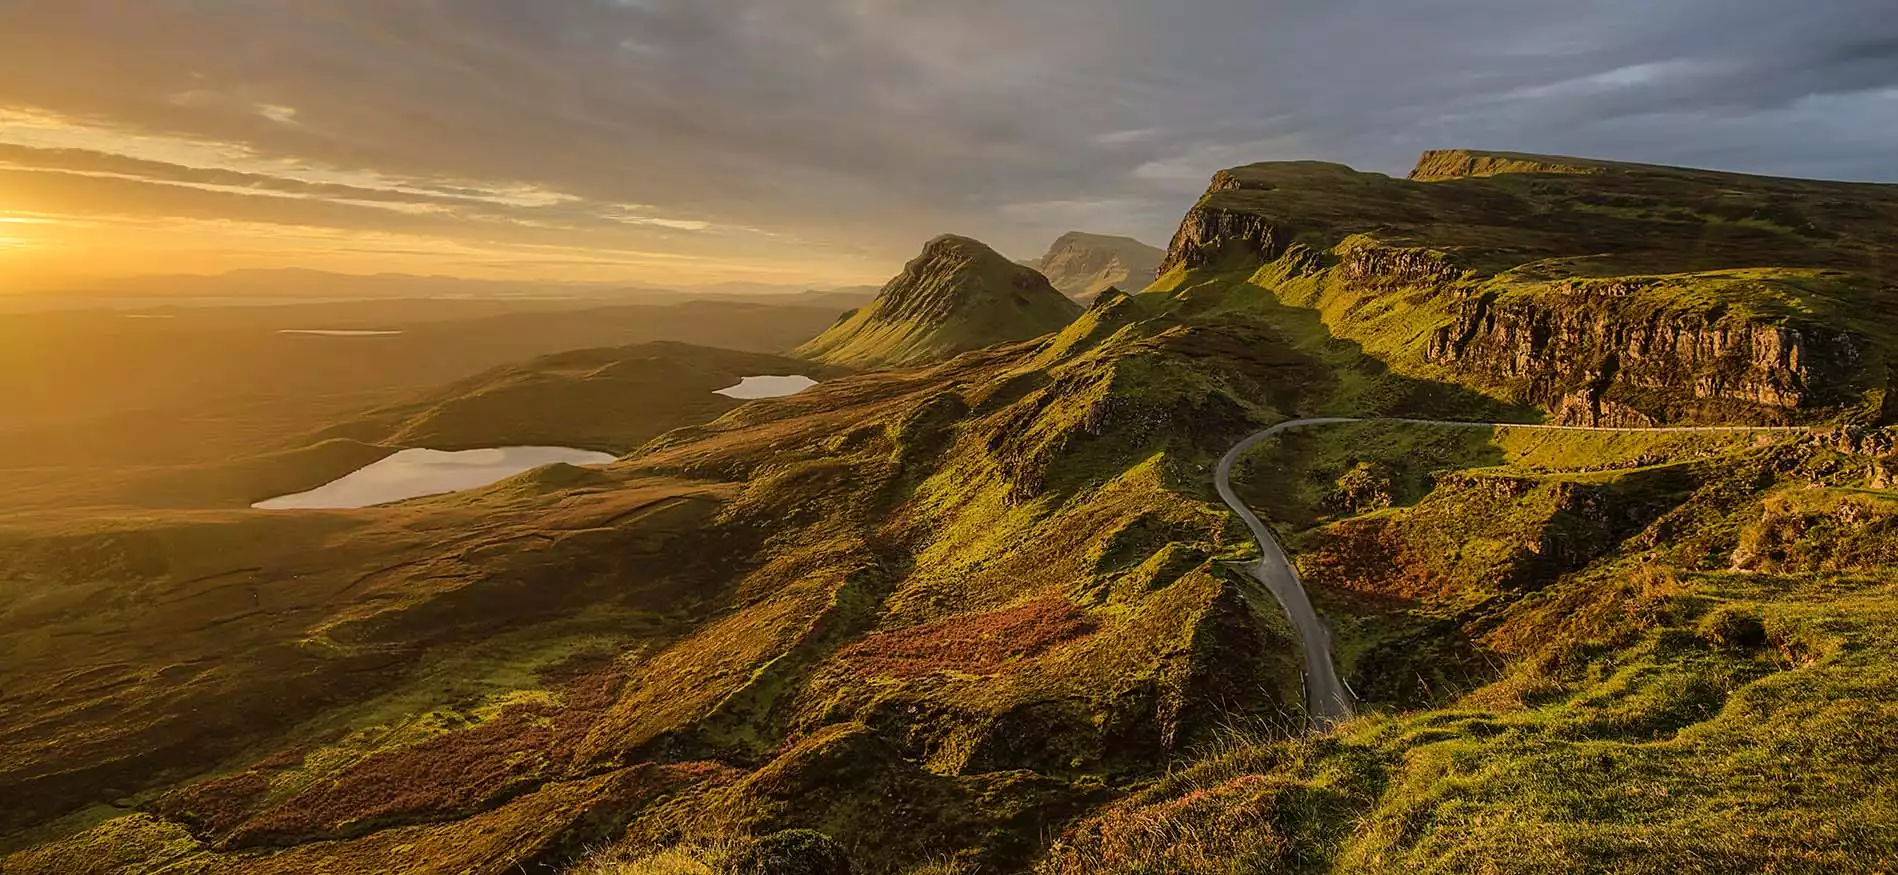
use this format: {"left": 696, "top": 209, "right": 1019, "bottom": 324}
{"left": 9, "top": 152, "right": 1898, "bottom": 875}
{"left": 1026, "top": 231, "right": 1166, "bottom": 299}
{"left": 796, "top": 235, "right": 1081, "bottom": 368}
{"left": 1161, "top": 148, "right": 1898, "bottom": 426}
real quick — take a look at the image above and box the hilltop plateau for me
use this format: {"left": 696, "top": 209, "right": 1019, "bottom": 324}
{"left": 1162, "top": 149, "right": 1898, "bottom": 426}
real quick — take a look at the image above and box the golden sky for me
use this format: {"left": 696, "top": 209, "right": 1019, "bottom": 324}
{"left": 0, "top": 106, "right": 896, "bottom": 290}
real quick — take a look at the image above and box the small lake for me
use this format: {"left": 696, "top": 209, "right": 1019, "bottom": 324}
{"left": 278, "top": 329, "right": 405, "bottom": 337}
{"left": 715, "top": 375, "right": 818, "bottom": 399}
{"left": 253, "top": 446, "right": 617, "bottom": 510}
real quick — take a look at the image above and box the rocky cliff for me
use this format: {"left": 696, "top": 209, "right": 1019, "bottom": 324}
{"left": 1156, "top": 151, "right": 1898, "bottom": 425}
{"left": 1158, "top": 206, "right": 1289, "bottom": 276}
{"left": 1423, "top": 285, "right": 1868, "bottom": 426}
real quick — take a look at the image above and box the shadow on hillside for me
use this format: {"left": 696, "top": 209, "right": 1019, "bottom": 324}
{"left": 1173, "top": 268, "right": 1541, "bottom": 425}
{"left": 1162, "top": 270, "right": 1555, "bottom": 709}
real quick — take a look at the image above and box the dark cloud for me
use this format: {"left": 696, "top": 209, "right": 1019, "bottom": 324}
{"left": 0, "top": 0, "right": 1893, "bottom": 276}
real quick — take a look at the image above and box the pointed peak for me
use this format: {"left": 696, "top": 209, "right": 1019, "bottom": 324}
{"left": 796, "top": 234, "right": 1079, "bottom": 368}
{"left": 919, "top": 234, "right": 1003, "bottom": 259}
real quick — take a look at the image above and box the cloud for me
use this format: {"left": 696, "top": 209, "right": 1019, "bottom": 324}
{"left": 1132, "top": 134, "right": 1318, "bottom": 184}
{"left": 1092, "top": 129, "right": 1160, "bottom": 146}
{"left": 0, "top": 0, "right": 1891, "bottom": 286}
{"left": 0, "top": 108, "right": 582, "bottom": 209}
{"left": 257, "top": 105, "right": 301, "bottom": 126}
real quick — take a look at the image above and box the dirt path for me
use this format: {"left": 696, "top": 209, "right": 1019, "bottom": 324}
{"left": 1215, "top": 417, "right": 1812, "bottom": 730}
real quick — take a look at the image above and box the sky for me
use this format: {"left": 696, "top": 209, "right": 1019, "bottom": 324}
{"left": 1, "top": 0, "right": 1895, "bottom": 291}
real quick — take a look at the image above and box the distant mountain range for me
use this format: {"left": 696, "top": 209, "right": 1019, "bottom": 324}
{"left": 1023, "top": 231, "right": 1165, "bottom": 299}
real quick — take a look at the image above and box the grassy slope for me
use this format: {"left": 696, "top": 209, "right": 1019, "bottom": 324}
{"left": 1047, "top": 423, "right": 1898, "bottom": 874}
{"left": 1025, "top": 169, "right": 1898, "bottom": 867}
{"left": 1034, "top": 156, "right": 1898, "bottom": 873}
{"left": 0, "top": 298, "right": 1341, "bottom": 872}
{"left": 9, "top": 154, "right": 1898, "bottom": 875}
{"left": 798, "top": 236, "right": 1082, "bottom": 368}
{"left": 5, "top": 250, "right": 1512, "bottom": 871}
{"left": 0, "top": 470, "right": 736, "bottom": 859}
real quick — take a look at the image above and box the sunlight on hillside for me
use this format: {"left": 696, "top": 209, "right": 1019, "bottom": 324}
{"left": 2, "top": 3, "right": 1895, "bottom": 874}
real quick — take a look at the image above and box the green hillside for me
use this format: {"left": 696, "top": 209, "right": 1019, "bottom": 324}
{"left": 797, "top": 235, "right": 1082, "bottom": 368}
{"left": 6, "top": 152, "right": 1898, "bottom": 875}
{"left": 1048, "top": 420, "right": 1898, "bottom": 874}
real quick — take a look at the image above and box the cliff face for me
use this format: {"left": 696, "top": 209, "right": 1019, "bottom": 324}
{"left": 1424, "top": 289, "right": 1867, "bottom": 426}
{"left": 1158, "top": 206, "right": 1288, "bottom": 276}
{"left": 1154, "top": 150, "right": 1898, "bottom": 425}
{"left": 1338, "top": 239, "right": 1461, "bottom": 288}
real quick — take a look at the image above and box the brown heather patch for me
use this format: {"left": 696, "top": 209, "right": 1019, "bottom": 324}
{"left": 840, "top": 597, "right": 1098, "bottom": 679}
{"left": 225, "top": 660, "right": 631, "bottom": 847}
{"left": 154, "top": 771, "right": 270, "bottom": 836}
{"left": 1300, "top": 516, "right": 1439, "bottom": 601}
{"left": 224, "top": 763, "right": 740, "bottom": 875}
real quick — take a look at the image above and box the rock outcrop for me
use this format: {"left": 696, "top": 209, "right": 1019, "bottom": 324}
{"left": 1158, "top": 206, "right": 1289, "bottom": 276}
{"left": 1424, "top": 290, "right": 1866, "bottom": 426}
{"left": 1337, "top": 239, "right": 1462, "bottom": 289}
{"left": 1155, "top": 150, "right": 1898, "bottom": 425}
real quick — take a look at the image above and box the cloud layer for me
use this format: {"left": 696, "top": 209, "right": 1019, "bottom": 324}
{"left": 1, "top": 0, "right": 1893, "bottom": 286}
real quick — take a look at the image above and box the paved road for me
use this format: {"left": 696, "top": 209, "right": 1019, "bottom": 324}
{"left": 1214, "top": 417, "right": 1812, "bottom": 731}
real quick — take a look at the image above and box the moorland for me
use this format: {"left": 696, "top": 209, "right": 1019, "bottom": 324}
{"left": 4, "top": 151, "right": 1897, "bottom": 874}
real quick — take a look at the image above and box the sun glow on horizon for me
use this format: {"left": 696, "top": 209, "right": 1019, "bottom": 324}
{"left": 0, "top": 106, "right": 893, "bottom": 292}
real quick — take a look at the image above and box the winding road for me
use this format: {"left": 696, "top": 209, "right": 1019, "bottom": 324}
{"left": 1215, "top": 417, "right": 1813, "bottom": 731}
